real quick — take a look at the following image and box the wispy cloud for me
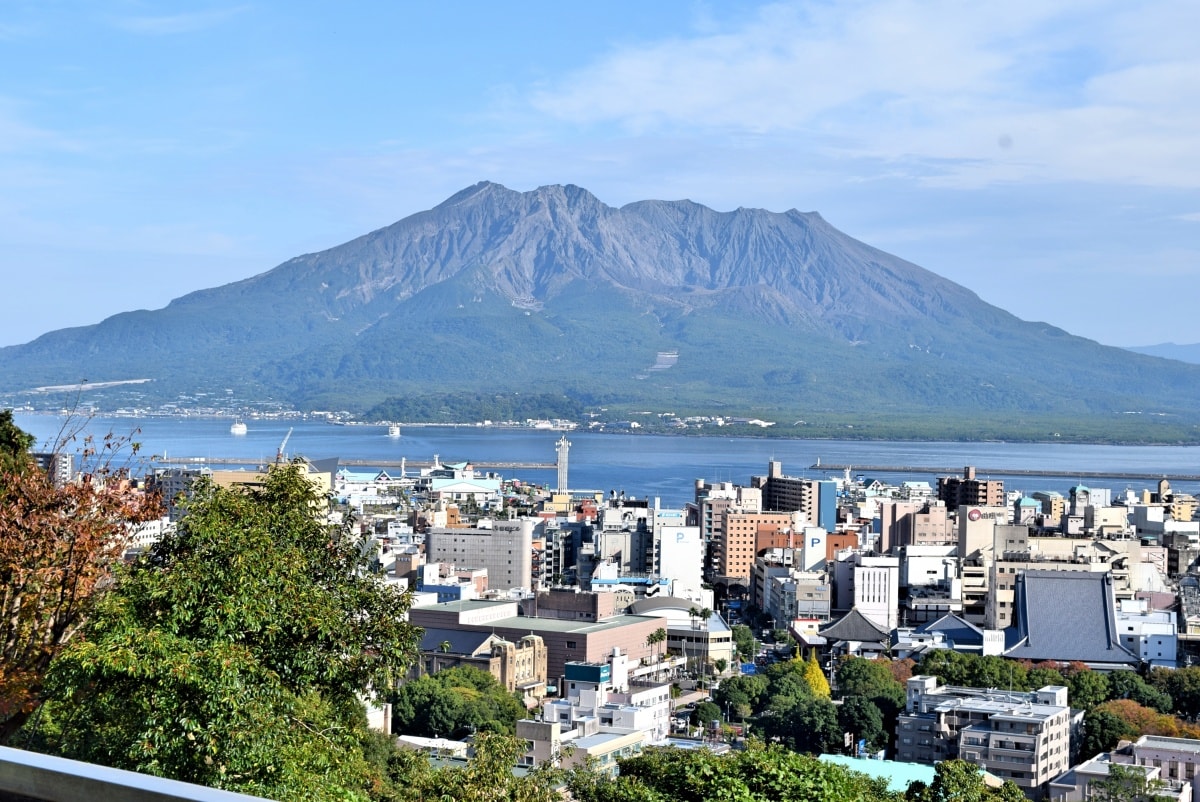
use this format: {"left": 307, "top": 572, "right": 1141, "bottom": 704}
{"left": 528, "top": 0, "right": 1200, "bottom": 190}
{"left": 112, "top": 5, "right": 248, "bottom": 36}
{"left": 1177, "top": 213, "right": 1200, "bottom": 223}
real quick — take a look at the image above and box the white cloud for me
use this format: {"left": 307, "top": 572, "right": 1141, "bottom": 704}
{"left": 527, "top": 0, "right": 1200, "bottom": 190}
{"left": 112, "top": 6, "right": 247, "bottom": 36}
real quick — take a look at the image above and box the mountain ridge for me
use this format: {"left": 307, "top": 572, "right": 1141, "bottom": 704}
{"left": 2, "top": 181, "right": 1199, "bottom": 439}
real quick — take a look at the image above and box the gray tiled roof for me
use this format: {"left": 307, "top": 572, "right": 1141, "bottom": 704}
{"left": 1003, "top": 570, "right": 1138, "bottom": 666}
{"left": 913, "top": 612, "right": 983, "bottom": 645}
{"left": 819, "top": 608, "right": 890, "bottom": 643}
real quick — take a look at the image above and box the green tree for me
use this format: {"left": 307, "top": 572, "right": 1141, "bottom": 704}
{"left": 1069, "top": 668, "right": 1111, "bottom": 710}
{"left": 909, "top": 759, "right": 1024, "bottom": 802}
{"left": 758, "top": 696, "right": 841, "bottom": 754}
{"left": 0, "top": 409, "right": 35, "bottom": 474}
{"left": 731, "top": 624, "right": 756, "bottom": 660}
{"left": 835, "top": 656, "right": 906, "bottom": 732}
{"left": 839, "top": 696, "right": 885, "bottom": 752}
{"left": 398, "top": 731, "right": 562, "bottom": 802}
{"left": 712, "top": 674, "right": 769, "bottom": 719}
{"left": 1090, "top": 762, "right": 1171, "bottom": 802}
{"left": 1082, "top": 709, "right": 1140, "bottom": 760}
{"left": 0, "top": 415, "right": 161, "bottom": 744}
{"left": 392, "top": 665, "right": 526, "bottom": 738}
{"left": 1107, "top": 672, "right": 1172, "bottom": 714}
{"left": 41, "top": 465, "right": 421, "bottom": 801}
{"left": 646, "top": 626, "right": 667, "bottom": 665}
{"left": 691, "top": 700, "right": 722, "bottom": 728}
{"left": 1150, "top": 666, "right": 1200, "bottom": 717}
{"left": 575, "top": 742, "right": 893, "bottom": 802}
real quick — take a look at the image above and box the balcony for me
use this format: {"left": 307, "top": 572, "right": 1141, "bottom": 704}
{"left": 0, "top": 745, "right": 269, "bottom": 800}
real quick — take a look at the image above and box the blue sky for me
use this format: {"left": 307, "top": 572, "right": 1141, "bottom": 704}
{"left": 2, "top": 1, "right": 1198, "bottom": 348}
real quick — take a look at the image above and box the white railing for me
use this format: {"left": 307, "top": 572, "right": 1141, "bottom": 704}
{"left": 0, "top": 746, "right": 273, "bottom": 801}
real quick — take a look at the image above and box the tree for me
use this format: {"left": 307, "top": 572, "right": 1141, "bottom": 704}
{"left": 1090, "top": 763, "right": 1170, "bottom": 802}
{"left": 712, "top": 674, "right": 768, "bottom": 720}
{"left": 0, "top": 410, "right": 35, "bottom": 474}
{"left": 838, "top": 696, "right": 885, "bottom": 753}
{"left": 691, "top": 700, "right": 722, "bottom": 728}
{"left": 574, "top": 742, "right": 894, "bottom": 802}
{"left": 645, "top": 626, "right": 667, "bottom": 666}
{"left": 0, "top": 414, "right": 161, "bottom": 744}
{"left": 909, "top": 759, "right": 1026, "bottom": 802}
{"left": 40, "top": 465, "right": 422, "bottom": 801}
{"left": 757, "top": 696, "right": 841, "bottom": 754}
{"left": 1107, "top": 671, "right": 1172, "bottom": 713}
{"left": 1151, "top": 666, "right": 1200, "bottom": 718}
{"left": 731, "top": 624, "right": 756, "bottom": 661}
{"left": 1069, "top": 668, "right": 1111, "bottom": 710}
{"left": 398, "top": 732, "right": 562, "bottom": 802}
{"left": 1081, "top": 709, "right": 1138, "bottom": 761}
{"left": 392, "top": 666, "right": 526, "bottom": 738}
{"left": 801, "top": 651, "right": 831, "bottom": 698}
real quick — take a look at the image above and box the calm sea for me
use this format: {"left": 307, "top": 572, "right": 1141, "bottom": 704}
{"left": 13, "top": 414, "right": 1200, "bottom": 509}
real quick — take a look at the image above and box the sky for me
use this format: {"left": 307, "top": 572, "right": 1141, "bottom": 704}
{"left": 1, "top": 1, "right": 1198, "bottom": 349}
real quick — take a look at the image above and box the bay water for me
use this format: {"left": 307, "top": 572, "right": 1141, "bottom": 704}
{"left": 13, "top": 413, "right": 1200, "bottom": 509}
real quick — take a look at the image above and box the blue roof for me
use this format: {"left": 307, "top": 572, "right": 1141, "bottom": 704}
{"left": 819, "top": 755, "right": 935, "bottom": 792}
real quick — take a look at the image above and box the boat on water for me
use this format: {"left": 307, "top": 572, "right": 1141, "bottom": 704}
{"left": 387, "top": 424, "right": 401, "bottom": 438}
{"left": 230, "top": 419, "right": 248, "bottom": 435}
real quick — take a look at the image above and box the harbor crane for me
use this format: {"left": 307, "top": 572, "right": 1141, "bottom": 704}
{"left": 276, "top": 427, "right": 293, "bottom": 464}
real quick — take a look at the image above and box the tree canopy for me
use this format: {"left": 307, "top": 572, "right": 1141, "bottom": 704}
{"left": 391, "top": 665, "right": 527, "bottom": 738}
{"left": 38, "top": 464, "right": 421, "bottom": 801}
{"left": 0, "top": 413, "right": 161, "bottom": 743}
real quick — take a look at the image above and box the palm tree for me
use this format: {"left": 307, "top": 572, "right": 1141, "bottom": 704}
{"left": 645, "top": 627, "right": 668, "bottom": 673}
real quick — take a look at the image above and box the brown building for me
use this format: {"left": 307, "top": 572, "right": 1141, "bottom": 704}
{"left": 937, "top": 466, "right": 1003, "bottom": 511}
{"left": 413, "top": 627, "right": 548, "bottom": 706}
{"left": 408, "top": 599, "right": 663, "bottom": 682}
{"left": 712, "top": 510, "right": 800, "bottom": 581}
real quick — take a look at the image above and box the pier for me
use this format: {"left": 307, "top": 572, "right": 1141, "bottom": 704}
{"left": 812, "top": 464, "right": 1200, "bottom": 482}
{"left": 153, "top": 457, "right": 556, "bottom": 471}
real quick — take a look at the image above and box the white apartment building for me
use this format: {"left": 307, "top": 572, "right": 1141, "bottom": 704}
{"left": 896, "top": 676, "right": 1078, "bottom": 799}
{"left": 519, "top": 649, "right": 670, "bottom": 772}
{"left": 1116, "top": 598, "right": 1178, "bottom": 668}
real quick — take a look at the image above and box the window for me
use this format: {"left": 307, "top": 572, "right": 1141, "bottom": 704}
{"left": 567, "top": 641, "right": 577, "bottom": 649}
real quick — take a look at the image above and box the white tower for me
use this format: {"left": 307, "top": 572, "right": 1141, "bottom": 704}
{"left": 555, "top": 435, "right": 570, "bottom": 494}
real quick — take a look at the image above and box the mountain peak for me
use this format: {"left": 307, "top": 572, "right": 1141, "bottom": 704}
{"left": 4, "top": 181, "right": 1199, "bottom": 432}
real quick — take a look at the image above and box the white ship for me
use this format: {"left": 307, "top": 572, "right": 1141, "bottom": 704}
{"left": 387, "top": 423, "right": 401, "bottom": 438}
{"left": 230, "top": 419, "right": 248, "bottom": 435}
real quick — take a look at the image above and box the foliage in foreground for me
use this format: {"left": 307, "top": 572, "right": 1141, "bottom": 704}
{"left": 0, "top": 410, "right": 162, "bottom": 743}
{"left": 35, "top": 464, "right": 421, "bottom": 801}
{"left": 566, "top": 746, "right": 1025, "bottom": 802}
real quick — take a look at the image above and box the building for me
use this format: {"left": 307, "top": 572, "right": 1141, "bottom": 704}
{"left": 1106, "top": 735, "right": 1200, "bottom": 801}
{"left": 408, "top": 599, "right": 666, "bottom": 682}
{"left": 896, "top": 676, "right": 1077, "bottom": 799}
{"left": 1115, "top": 598, "right": 1178, "bottom": 668}
{"left": 411, "top": 627, "right": 548, "bottom": 706}
{"left": 938, "top": 466, "right": 1004, "bottom": 511}
{"left": 31, "top": 451, "right": 73, "bottom": 487}
{"left": 1003, "top": 570, "right": 1140, "bottom": 671}
{"left": 425, "top": 519, "right": 537, "bottom": 591}
{"left": 751, "top": 461, "right": 837, "bottom": 530}
{"left": 626, "top": 597, "right": 736, "bottom": 679}
{"left": 518, "top": 652, "right": 671, "bottom": 773}
{"left": 1049, "top": 749, "right": 1190, "bottom": 801}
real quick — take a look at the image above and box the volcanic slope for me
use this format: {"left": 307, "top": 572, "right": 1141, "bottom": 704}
{"left": 2, "top": 181, "right": 1195, "bottom": 424}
